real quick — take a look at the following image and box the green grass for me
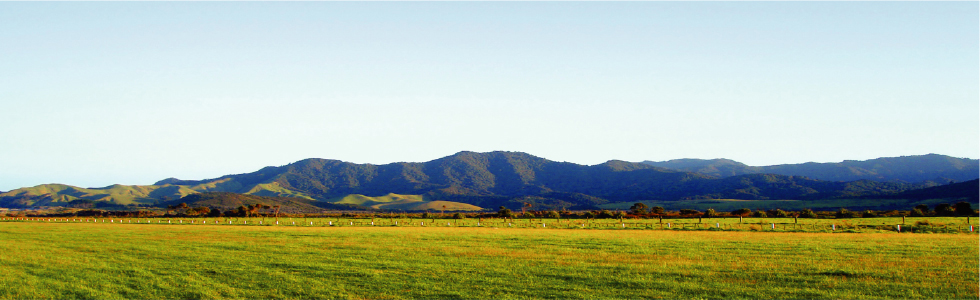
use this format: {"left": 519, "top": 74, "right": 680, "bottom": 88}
{"left": 0, "top": 221, "right": 976, "bottom": 299}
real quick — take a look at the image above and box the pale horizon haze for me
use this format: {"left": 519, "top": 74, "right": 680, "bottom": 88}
{"left": 1, "top": 2, "right": 977, "bottom": 191}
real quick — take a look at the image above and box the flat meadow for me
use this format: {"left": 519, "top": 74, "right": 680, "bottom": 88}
{"left": 0, "top": 218, "right": 976, "bottom": 299}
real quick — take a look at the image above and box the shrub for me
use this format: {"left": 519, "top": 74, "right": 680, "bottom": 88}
{"left": 497, "top": 207, "right": 514, "bottom": 218}
{"left": 650, "top": 206, "right": 665, "bottom": 215}
{"left": 732, "top": 208, "right": 751, "bottom": 216}
{"left": 835, "top": 208, "right": 855, "bottom": 219}
{"left": 629, "top": 203, "right": 648, "bottom": 215}
{"left": 914, "top": 204, "right": 930, "bottom": 214}
{"left": 597, "top": 210, "right": 615, "bottom": 219}
{"left": 954, "top": 202, "right": 976, "bottom": 216}
{"left": 934, "top": 203, "right": 954, "bottom": 216}
{"left": 798, "top": 209, "right": 817, "bottom": 218}
{"left": 767, "top": 209, "right": 788, "bottom": 218}
{"left": 544, "top": 211, "right": 560, "bottom": 219}
{"left": 909, "top": 208, "right": 926, "bottom": 217}
{"left": 452, "top": 213, "right": 465, "bottom": 219}
{"left": 581, "top": 211, "right": 596, "bottom": 219}
{"left": 752, "top": 210, "right": 767, "bottom": 218}
{"left": 703, "top": 209, "right": 716, "bottom": 218}
{"left": 861, "top": 210, "right": 876, "bottom": 218}
{"left": 679, "top": 209, "right": 700, "bottom": 216}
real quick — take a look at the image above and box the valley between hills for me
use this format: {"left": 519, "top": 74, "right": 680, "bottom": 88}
{"left": 1, "top": 151, "right": 976, "bottom": 212}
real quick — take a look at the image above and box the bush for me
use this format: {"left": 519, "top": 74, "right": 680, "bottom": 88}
{"left": 703, "top": 208, "right": 716, "bottom": 218}
{"left": 732, "top": 208, "right": 751, "bottom": 216}
{"left": 954, "top": 202, "right": 976, "bottom": 216}
{"left": 835, "top": 208, "right": 855, "bottom": 219}
{"left": 914, "top": 204, "right": 930, "bottom": 214}
{"left": 544, "top": 211, "right": 560, "bottom": 219}
{"left": 861, "top": 210, "right": 876, "bottom": 218}
{"left": 767, "top": 209, "right": 788, "bottom": 218}
{"left": 909, "top": 208, "right": 926, "bottom": 217}
{"left": 497, "top": 207, "right": 514, "bottom": 218}
{"left": 597, "top": 210, "right": 615, "bottom": 219}
{"left": 452, "top": 213, "right": 465, "bottom": 219}
{"left": 679, "top": 209, "right": 701, "bottom": 216}
{"left": 581, "top": 211, "right": 596, "bottom": 219}
{"left": 629, "top": 203, "right": 648, "bottom": 215}
{"left": 752, "top": 210, "right": 767, "bottom": 218}
{"left": 798, "top": 209, "right": 817, "bottom": 218}
{"left": 934, "top": 203, "right": 954, "bottom": 216}
{"left": 650, "top": 206, "right": 665, "bottom": 215}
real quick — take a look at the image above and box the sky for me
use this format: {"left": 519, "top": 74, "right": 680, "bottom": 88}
{"left": 1, "top": 2, "right": 977, "bottom": 191}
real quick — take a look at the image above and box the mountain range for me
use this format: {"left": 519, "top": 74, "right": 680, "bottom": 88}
{"left": 1, "top": 152, "right": 976, "bottom": 211}
{"left": 642, "top": 154, "right": 978, "bottom": 183}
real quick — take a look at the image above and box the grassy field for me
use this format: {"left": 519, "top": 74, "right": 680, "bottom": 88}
{"left": 0, "top": 221, "right": 976, "bottom": 299}
{"left": 599, "top": 198, "right": 962, "bottom": 212}
{"left": 5, "top": 216, "right": 975, "bottom": 233}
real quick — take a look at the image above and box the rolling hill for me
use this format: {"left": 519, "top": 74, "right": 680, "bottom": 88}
{"left": 1, "top": 151, "right": 974, "bottom": 211}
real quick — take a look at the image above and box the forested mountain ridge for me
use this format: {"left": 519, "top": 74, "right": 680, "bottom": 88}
{"left": 642, "top": 154, "right": 979, "bottom": 183}
{"left": 0, "top": 151, "right": 966, "bottom": 210}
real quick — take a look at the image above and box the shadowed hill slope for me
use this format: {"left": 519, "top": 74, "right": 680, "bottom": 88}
{"left": 643, "top": 154, "right": 979, "bottom": 183}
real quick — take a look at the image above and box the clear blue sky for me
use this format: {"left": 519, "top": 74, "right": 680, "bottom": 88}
{"left": 1, "top": 2, "right": 977, "bottom": 191}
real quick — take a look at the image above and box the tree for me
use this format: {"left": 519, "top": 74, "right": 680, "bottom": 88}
{"left": 835, "top": 208, "right": 855, "bottom": 219}
{"left": 954, "top": 202, "right": 975, "bottom": 216}
{"left": 752, "top": 210, "right": 767, "bottom": 218}
{"left": 909, "top": 208, "right": 926, "bottom": 217}
{"left": 934, "top": 203, "right": 954, "bottom": 216}
{"left": 703, "top": 208, "right": 716, "bottom": 218}
{"left": 732, "top": 208, "right": 751, "bottom": 216}
{"left": 207, "top": 208, "right": 222, "bottom": 217}
{"left": 544, "top": 210, "right": 560, "bottom": 219}
{"left": 914, "top": 204, "right": 930, "bottom": 214}
{"left": 497, "top": 206, "right": 514, "bottom": 218}
{"left": 767, "top": 209, "right": 788, "bottom": 218}
{"left": 650, "top": 206, "right": 665, "bottom": 215}
{"left": 629, "top": 203, "right": 648, "bottom": 215}
{"left": 798, "top": 209, "right": 817, "bottom": 218}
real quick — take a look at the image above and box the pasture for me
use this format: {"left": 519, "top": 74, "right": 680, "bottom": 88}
{"left": 4, "top": 215, "right": 975, "bottom": 233}
{"left": 0, "top": 219, "right": 976, "bottom": 299}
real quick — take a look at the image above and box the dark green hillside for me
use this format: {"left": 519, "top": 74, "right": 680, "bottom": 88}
{"left": 643, "top": 154, "right": 979, "bottom": 183}
{"left": 871, "top": 179, "right": 979, "bottom": 201}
